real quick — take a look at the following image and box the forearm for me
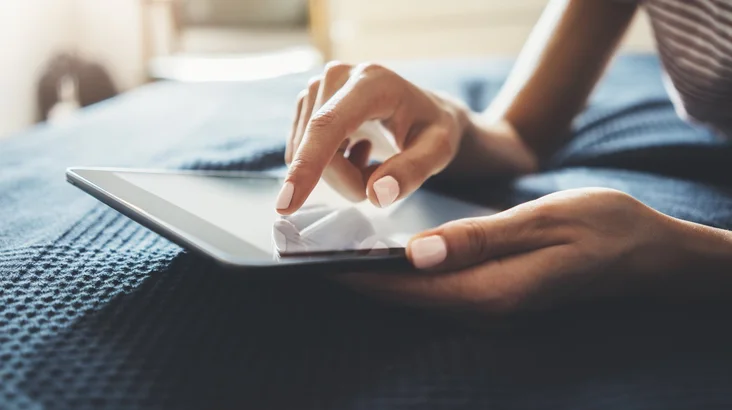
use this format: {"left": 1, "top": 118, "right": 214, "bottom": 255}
{"left": 481, "top": 0, "right": 638, "bottom": 159}
{"left": 445, "top": 115, "right": 538, "bottom": 178}
{"left": 672, "top": 218, "right": 732, "bottom": 284}
{"left": 638, "top": 215, "right": 732, "bottom": 301}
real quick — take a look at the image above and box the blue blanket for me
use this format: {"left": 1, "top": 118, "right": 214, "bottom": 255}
{"left": 2, "top": 55, "right": 732, "bottom": 409}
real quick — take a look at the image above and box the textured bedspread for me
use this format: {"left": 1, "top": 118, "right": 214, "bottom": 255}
{"left": 2, "top": 55, "right": 732, "bottom": 409}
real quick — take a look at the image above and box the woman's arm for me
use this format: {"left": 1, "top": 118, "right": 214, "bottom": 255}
{"left": 664, "top": 219, "right": 732, "bottom": 299}
{"left": 451, "top": 0, "right": 639, "bottom": 176}
{"left": 278, "top": 0, "right": 640, "bottom": 211}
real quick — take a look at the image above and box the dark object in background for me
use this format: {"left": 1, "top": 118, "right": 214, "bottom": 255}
{"left": 37, "top": 53, "right": 118, "bottom": 122}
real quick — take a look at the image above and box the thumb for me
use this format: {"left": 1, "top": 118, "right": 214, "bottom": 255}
{"left": 406, "top": 209, "right": 562, "bottom": 270}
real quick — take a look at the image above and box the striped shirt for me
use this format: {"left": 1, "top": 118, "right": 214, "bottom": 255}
{"left": 621, "top": 0, "right": 732, "bottom": 137}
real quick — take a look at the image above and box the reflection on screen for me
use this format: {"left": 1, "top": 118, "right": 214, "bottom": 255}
{"left": 115, "top": 171, "right": 496, "bottom": 258}
{"left": 272, "top": 205, "right": 401, "bottom": 256}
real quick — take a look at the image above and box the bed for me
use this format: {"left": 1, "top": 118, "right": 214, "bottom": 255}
{"left": 2, "top": 55, "right": 732, "bottom": 409}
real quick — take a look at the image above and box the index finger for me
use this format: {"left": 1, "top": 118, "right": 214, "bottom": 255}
{"left": 276, "top": 67, "right": 402, "bottom": 214}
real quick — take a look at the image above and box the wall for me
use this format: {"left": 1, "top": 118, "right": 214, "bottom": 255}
{"left": 74, "top": 0, "right": 145, "bottom": 91}
{"left": 0, "top": 0, "right": 145, "bottom": 139}
{"left": 0, "top": 0, "right": 78, "bottom": 138}
{"left": 325, "top": 0, "right": 656, "bottom": 62}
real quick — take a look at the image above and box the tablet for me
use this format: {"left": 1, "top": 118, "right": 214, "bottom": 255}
{"left": 66, "top": 167, "right": 498, "bottom": 271}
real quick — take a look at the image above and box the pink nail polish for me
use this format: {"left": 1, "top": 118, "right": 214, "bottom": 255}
{"left": 372, "top": 176, "right": 399, "bottom": 208}
{"left": 409, "top": 235, "right": 447, "bottom": 269}
{"left": 276, "top": 182, "right": 294, "bottom": 210}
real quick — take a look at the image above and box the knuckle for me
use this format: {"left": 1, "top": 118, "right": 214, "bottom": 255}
{"left": 307, "top": 82, "right": 320, "bottom": 97}
{"left": 308, "top": 109, "right": 341, "bottom": 133}
{"left": 350, "top": 63, "right": 401, "bottom": 106}
{"left": 323, "top": 61, "right": 351, "bottom": 77}
{"left": 598, "top": 188, "right": 635, "bottom": 204}
{"left": 295, "top": 90, "right": 310, "bottom": 111}
{"left": 307, "top": 76, "right": 323, "bottom": 93}
{"left": 526, "top": 201, "right": 561, "bottom": 229}
{"left": 399, "top": 155, "right": 423, "bottom": 177}
{"left": 296, "top": 89, "right": 308, "bottom": 102}
{"left": 459, "top": 219, "right": 490, "bottom": 261}
{"left": 294, "top": 94, "right": 307, "bottom": 114}
{"left": 288, "top": 156, "right": 319, "bottom": 180}
{"left": 431, "top": 126, "right": 454, "bottom": 153}
{"left": 353, "top": 62, "right": 390, "bottom": 78}
{"left": 289, "top": 155, "right": 313, "bottom": 170}
{"left": 307, "top": 75, "right": 322, "bottom": 86}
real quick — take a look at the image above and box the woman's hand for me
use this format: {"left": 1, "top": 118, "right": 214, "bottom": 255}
{"left": 337, "top": 188, "right": 698, "bottom": 313}
{"left": 278, "top": 62, "right": 537, "bottom": 214}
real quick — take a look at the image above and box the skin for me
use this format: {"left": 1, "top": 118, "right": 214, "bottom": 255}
{"left": 338, "top": 189, "right": 732, "bottom": 313}
{"left": 280, "top": 0, "right": 732, "bottom": 313}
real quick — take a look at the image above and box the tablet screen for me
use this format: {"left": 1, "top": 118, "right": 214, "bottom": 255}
{"left": 112, "top": 171, "right": 494, "bottom": 258}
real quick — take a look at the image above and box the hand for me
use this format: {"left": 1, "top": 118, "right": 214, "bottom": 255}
{"left": 277, "top": 62, "right": 537, "bottom": 214}
{"left": 336, "top": 188, "right": 688, "bottom": 313}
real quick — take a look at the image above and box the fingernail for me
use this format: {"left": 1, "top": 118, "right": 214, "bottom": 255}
{"left": 409, "top": 235, "right": 447, "bottom": 269}
{"left": 373, "top": 176, "right": 399, "bottom": 208}
{"left": 276, "top": 181, "right": 294, "bottom": 210}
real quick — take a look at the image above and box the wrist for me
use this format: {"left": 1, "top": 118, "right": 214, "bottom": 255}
{"left": 429, "top": 90, "right": 539, "bottom": 177}
{"left": 471, "top": 115, "right": 539, "bottom": 173}
{"left": 447, "top": 114, "right": 539, "bottom": 177}
{"left": 672, "top": 218, "right": 732, "bottom": 273}
{"left": 656, "top": 215, "right": 732, "bottom": 298}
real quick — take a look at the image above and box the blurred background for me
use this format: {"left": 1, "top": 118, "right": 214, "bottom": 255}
{"left": 0, "top": 0, "right": 655, "bottom": 140}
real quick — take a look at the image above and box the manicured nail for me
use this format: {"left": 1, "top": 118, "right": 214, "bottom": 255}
{"left": 373, "top": 176, "right": 399, "bottom": 208}
{"left": 409, "top": 235, "right": 447, "bottom": 269}
{"left": 276, "top": 181, "right": 294, "bottom": 210}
